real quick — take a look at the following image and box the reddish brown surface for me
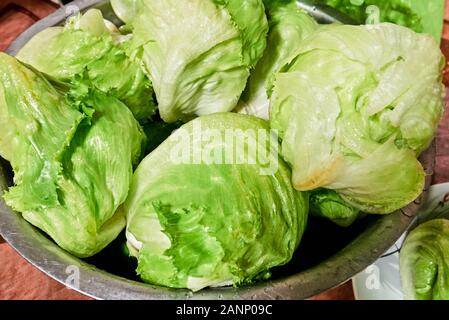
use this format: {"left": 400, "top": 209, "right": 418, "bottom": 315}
{"left": 311, "top": 281, "right": 355, "bottom": 300}
{"left": 436, "top": 4, "right": 449, "bottom": 184}
{"left": 0, "top": 0, "right": 448, "bottom": 301}
{"left": 0, "top": 243, "right": 88, "bottom": 300}
{"left": 434, "top": 92, "right": 449, "bottom": 184}
{"left": 0, "top": 0, "right": 59, "bottom": 51}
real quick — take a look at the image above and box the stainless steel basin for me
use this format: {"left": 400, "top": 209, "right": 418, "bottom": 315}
{"left": 0, "top": 0, "right": 436, "bottom": 300}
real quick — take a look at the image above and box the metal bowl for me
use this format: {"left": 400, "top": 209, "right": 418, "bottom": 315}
{"left": 0, "top": 0, "right": 436, "bottom": 300}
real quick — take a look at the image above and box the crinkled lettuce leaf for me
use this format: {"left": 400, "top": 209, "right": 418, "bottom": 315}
{"left": 0, "top": 53, "right": 146, "bottom": 257}
{"left": 310, "top": 189, "right": 360, "bottom": 227}
{"left": 17, "top": 9, "right": 156, "bottom": 123}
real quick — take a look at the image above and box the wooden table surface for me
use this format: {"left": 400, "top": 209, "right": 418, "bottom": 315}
{"left": 0, "top": 0, "right": 448, "bottom": 300}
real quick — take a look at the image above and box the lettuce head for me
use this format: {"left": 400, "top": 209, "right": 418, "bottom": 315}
{"left": 270, "top": 23, "right": 444, "bottom": 214}
{"left": 400, "top": 219, "right": 449, "bottom": 300}
{"left": 112, "top": 0, "right": 269, "bottom": 123}
{"left": 0, "top": 53, "right": 145, "bottom": 257}
{"left": 124, "top": 113, "right": 308, "bottom": 290}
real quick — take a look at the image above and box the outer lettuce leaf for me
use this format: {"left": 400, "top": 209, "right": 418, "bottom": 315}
{"left": 110, "top": 0, "right": 142, "bottom": 24}
{"left": 125, "top": 113, "right": 308, "bottom": 290}
{"left": 214, "top": 0, "right": 269, "bottom": 67}
{"left": 400, "top": 219, "right": 449, "bottom": 300}
{"left": 270, "top": 23, "right": 444, "bottom": 214}
{"left": 0, "top": 54, "right": 84, "bottom": 210}
{"left": 0, "top": 53, "right": 146, "bottom": 257}
{"left": 238, "top": 0, "right": 317, "bottom": 119}
{"left": 118, "top": 0, "right": 268, "bottom": 123}
{"left": 317, "top": 0, "right": 444, "bottom": 42}
{"left": 16, "top": 9, "right": 156, "bottom": 122}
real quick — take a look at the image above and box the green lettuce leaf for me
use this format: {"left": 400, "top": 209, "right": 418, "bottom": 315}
{"left": 238, "top": 0, "right": 318, "bottom": 119}
{"left": 110, "top": 0, "right": 142, "bottom": 24}
{"left": 16, "top": 9, "right": 156, "bottom": 123}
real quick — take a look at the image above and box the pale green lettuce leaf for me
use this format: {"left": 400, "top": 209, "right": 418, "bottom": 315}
{"left": 238, "top": 0, "right": 318, "bottom": 119}
{"left": 110, "top": 0, "right": 143, "bottom": 25}
{"left": 270, "top": 23, "right": 444, "bottom": 214}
